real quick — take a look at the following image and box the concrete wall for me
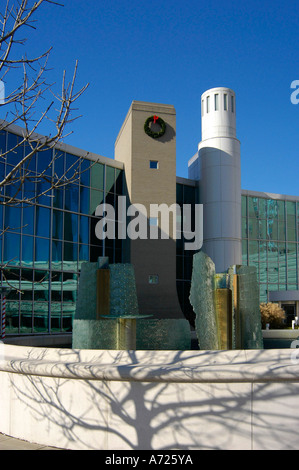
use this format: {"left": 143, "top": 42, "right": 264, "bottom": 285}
{"left": 1, "top": 344, "right": 299, "bottom": 450}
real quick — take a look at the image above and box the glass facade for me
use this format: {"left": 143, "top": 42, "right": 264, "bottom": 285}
{"left": 2, "top": 128, "right": 299, "bottom": 337}
{"left": 242, "top": 194, "right": 299, "bottom": 302}
{"left": 0, "top": 130, "right": 123, "bottom": 336}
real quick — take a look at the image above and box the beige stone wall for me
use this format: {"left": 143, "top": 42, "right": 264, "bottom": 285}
{"left": 115, "top": 101, "right": 183, "bottom": 319}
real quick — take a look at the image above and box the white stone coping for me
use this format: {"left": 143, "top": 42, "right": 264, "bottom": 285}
{"left": 0, "top": 344, "right": 299, "bottom": 384}
{"left": 262, "top": 329, "right": 299, "bottom": 339}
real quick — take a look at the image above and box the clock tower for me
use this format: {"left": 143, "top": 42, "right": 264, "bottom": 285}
{"left": 115, "top": 101, "right": 183, "bottom": 319}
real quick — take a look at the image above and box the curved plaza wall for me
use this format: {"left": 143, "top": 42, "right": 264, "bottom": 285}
{"left": 0, "top": 344, "right": 299, "bottom": 450}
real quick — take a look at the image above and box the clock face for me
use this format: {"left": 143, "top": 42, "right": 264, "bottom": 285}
{"left": 144, "top": 115, "right": 166, "bottom": 139}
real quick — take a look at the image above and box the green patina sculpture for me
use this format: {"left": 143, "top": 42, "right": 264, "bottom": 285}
{"left": 189, "top": 251, "right": 263, "bottom": 350}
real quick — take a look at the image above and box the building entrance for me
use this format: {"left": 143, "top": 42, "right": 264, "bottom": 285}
{"left": 281, "top": 303, "right": 296, "bottom": 327}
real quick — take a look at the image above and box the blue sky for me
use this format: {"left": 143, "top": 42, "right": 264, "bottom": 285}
{"left": 5, "top": 0, "right": 299, "bottom": 195}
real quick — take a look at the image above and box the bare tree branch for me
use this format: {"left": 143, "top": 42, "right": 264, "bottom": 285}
{"left": 0, "top": 0, "right": 89, "bottom": 207}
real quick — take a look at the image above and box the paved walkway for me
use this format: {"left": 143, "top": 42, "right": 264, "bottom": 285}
{"left": 0, "top": 433, "right": 62, "bottom": 450}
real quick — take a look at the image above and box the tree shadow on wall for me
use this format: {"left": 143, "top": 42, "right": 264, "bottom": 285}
{"left": 7, "top": 348, "right": 299, "bottom": 450}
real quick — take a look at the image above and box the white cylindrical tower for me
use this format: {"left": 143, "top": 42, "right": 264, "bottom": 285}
{"left": 198, "top": 87, "right": 242, "bottom": 273}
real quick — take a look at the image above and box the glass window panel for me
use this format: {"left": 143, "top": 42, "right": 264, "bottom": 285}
{"left": 267, "top": 242, "right": 278, "bottom": 263}
{"left": 287, "top": 243, "right": 297, "bottom": 270}
{"left": 287, "top": 225, "right": 296, "bottom": 242}
{"left": 105, "top": 191, "right": 114, "bottom": 210}
{"left": 21, "top": 235, "right": 33, "bottom": 264}
{"left": 259, "top": 263, "right": 267, "bottom": 283}
{"left": 278, "top": 200, "right": 285, "bottom": 219}
{"left": 36, "top": 180, "right": 52, "bottom": 206}
{"left": 33, "top": 302, "right": 49, "bottom": 332}
{"left": 6, "top": 288, "right": 19, "bottom": 301}
{"left": 2, "top": 268, "right": 20, "bottom": 292}
{"left": 7, "top": 133, "right": 24, "bottom": 166}
{"left": 35, "top": 206, "right": 50, "bottom": 238}
{"left": 79, "top": 244, "right": 89, "bottom": 266}
{"left": 214, "top": 93, "right": 219, "bottom": 111}
{"left": 287, "top": 210, "right": 296, "bottom": 241}
{"left": 206, "top": 96, "right": 210, "bottom": 113}
{"left": 259, "top": 199, "right": 266, "bottom": 218}
{"left": 53, "top": 209, "right": 63, "bottom": 240}
{"left": 248, "top": 197, "right": 259, "bottom": 218}
{"left": 50, "top": 304, "right": 62, "bottom": 332}
{"left": 3, "top": 232, "right": 20, "bottom": 265}
{"left": 150, "top": 160, "right": 159, "bottom": 169}
{"left": 0, "top": 161, "right": 4, "bottom": 184}
{"left": 5, "top": 205, "right": 21, "bottom": 231}
{"left": 37, "top": 148, "right": 53, "bottom": 176}
{"left": 267, "top": 199, "right": 278, "bottom": 219}
{"left": 22, "top": 204, "right": 34, "bottom": 235}
{"left": 278, "top": 219, "right": 286, "bottom": 240}
{"left": 5, "top": 180, "right": 23, "bottom": 202}
{"left": 242, "top": 240, "right": 248, "bottom": 264}
{"left": 106, "top": 166, "right": 115, "bottom": 193}
{"left": 249, "top": 240, "right": 259, "bottom": 264}
{"left": 248, "top": 219, "right": 258, "bottom": 239}
{"left": 53, "top": 150, "right": 65, "bottom": 178}
{"left": 20, "top": 305, "right": 33, "bottom": 333}
{"left": 286, "top": 201, "right": 296, "bottom": 216}
{"left": 114, "top": 249, "right": 122, "bottom": 263}
{"left": 115, "top": 169, "right": 123, "bottom": 194}
{"left": 259, "top": 284, "right": 268, "bottom": 303}
{"left": 267, "top": 218, "right": 278, "bottom": 240}
{"left": 23, "top": 179, "right": 36, "bottom": 203}
{"left": 184, "top": 256, "right": 193, "bottom": 280}
{"left": 64, "top": 241, "right": 77, "bottom": 262}
{"left": 52, "top": 240, "right": 62, "bottom": 267}
{"left": 64, "top": 212, "right": 78, "bottom": 243}
{"left": 53, "top": 187, "right": 64, "bottom": 209}
{"left": 64, "top": 184, "right": 79, "bottom": 213}
{"left": 34, "top": 237, "right": 50, "bottom": 263}
{"left": 176, "top": 256, "right": 183, "bottom": 279}
{"left": 80, "top": 159, "right": 90, "bottom": 186}
{"left": 79, "top": 216, "right": 89, "bottom": 244}
{"left": 278, "top": 243, "right": 287, "bottom": 266}
{"left": 24, "top": 144, "right": 37, "bottom": 173}
{"left": 183, "top": 185, "right": 196, "bottom": 205}
{"left": 0, "top": 130, "right": 6, "bottom": 154}
{"left": 241, "top": 196, "right": 247, "bottom": 217}
{"left": 176, "top": 184, "right": 183, "bottom": 206}
{"left": 34, "top": 280, "right": 49, "bottom": 301}
{"left": 259, "top": 241, "right": 267, "bottom": 262}
{"left": 90, "top": 163, "right": 104, "bottom": 190}
{"left": 20, "top": 268, "right": 34, "bottom": 299}
{"left": 79, "top": 185, "right": 89, "bottom": 214}
{"left": 268, "top": 265, "right": 278, "bottom": 283}
{"left": 51, "top": 275, "right": 62, "bottom": 307}
{"left": 268, "top": 284, "right": 279, "bottom": 293}
{"left": 89, "top": 244, "right": 103, "bottom": 263}
{"left": 279, "top": 265, "right": 287, "bottom": 284}
{"left": 65, "top": 153, "right": 80, "bottom": 181}
{"left": 259, "top": 219, "right": 267, "bottom": 239}
{"left": 90, "top": 189, "right": 104, "bottom": 215}
{"left": 288, "top": 270, "right": 297, "bottom": 285}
